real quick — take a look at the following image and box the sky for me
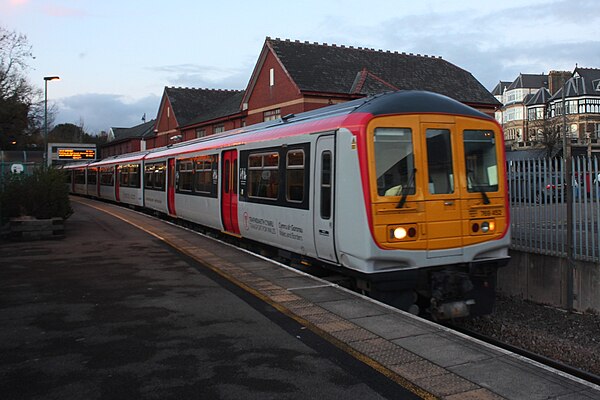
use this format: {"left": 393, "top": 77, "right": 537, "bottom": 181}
{"left": 1, "top": 0, "right": 599, "bottom": 134}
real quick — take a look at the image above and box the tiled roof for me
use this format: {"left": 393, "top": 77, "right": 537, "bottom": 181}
{"left": 507, "top": 74, "right": 548, "bottom": 90}
{"left": 185, "top": 91, "right": 245, "bottom": 127}
{"left": 165, "top": 87, "right": 244, "bottom": 127}
{"left": 111, "top": 119, "right": 156, "bottom": 141}
{"left": 526, "top": 88, "right": 551, "bottom": 106}
{"left": 491, "top": 81, "right": 511, "bottom": 95}
{"left": 267, "top": 38, "right": 500, "bottom": 106}
{"left": 550, "top": 68, "right": 600, "bottom": 100}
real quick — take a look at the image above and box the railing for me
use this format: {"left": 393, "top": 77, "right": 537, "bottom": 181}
{"left": 507, "top": 156, "right": 600, "bottom": 262}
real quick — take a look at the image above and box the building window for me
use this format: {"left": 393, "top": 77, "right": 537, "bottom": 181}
{"left": 214, "top": 125, "right": 225, "bottom": 134}
{"left": 196, "top": 128, "right": 206, "bottom": 138}
{"left": 269, "top": 68, "right": 274, "bottom": 86}
{"left": 264, "top": 109, "right": 280, "bottom": 122}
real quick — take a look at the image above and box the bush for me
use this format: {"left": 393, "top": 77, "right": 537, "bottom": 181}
{"left": 0, "top": 167, "right": 72, "bottom": 223}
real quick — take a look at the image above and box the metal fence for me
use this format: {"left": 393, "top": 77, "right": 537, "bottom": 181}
{"left": 507, "top": 156, "right": 600, "bottom": 262}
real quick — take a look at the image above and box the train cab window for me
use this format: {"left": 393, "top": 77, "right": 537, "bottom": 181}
{"left": 248, "top": 152, "right": 279, "bottom": 199}
{"left": 463, "top": 130, "right": 499, "bottom": 192}
{"left": 373, "top": 128, "right": 415, "bottom": 197}
{"left": 178, "top": 160, "right": 193, "bottom": 192}
{"left": 286, "top": 150, "right": 304, "bottom": 202}
{"left": 426, "top": 129, "right": 454, "bottom": 194}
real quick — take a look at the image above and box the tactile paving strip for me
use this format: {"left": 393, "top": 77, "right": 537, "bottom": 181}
{"left": 329, "top": 327, "right": 379, "bottom": 343}
{"left": 390, "top": 360, "right": 448, "bottom": 381}
{"left": 413, "top": 372, "right": 480, "bottom": 397}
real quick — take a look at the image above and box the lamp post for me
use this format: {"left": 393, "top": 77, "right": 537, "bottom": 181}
{"left": 43, "top": 75, "right": 60, "bottom": 167}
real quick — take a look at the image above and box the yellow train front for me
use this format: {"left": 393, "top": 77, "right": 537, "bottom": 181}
{"left": 333, "top": 91, "right": 510, "bottom": 319}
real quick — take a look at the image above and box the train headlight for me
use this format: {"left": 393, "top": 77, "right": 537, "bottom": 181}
{"left": 470, "top": 219, "right": 496, "bottom": 235}
{"left": 394, "top": 227, "right": 407, "bottom": 240}
{"left": 481, "top": 221, "right": 490, "bottom": 233}
{"left": 388, "top": 224, "right": 417, "bottom": 241}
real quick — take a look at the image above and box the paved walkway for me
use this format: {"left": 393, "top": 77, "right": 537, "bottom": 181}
{"left": 0, "top": 200, "right": 416, "bottom": 400}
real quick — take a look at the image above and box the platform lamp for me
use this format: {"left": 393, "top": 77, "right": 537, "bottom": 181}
{"left": 43, "top": 75, "right": 60, "bottom": 167}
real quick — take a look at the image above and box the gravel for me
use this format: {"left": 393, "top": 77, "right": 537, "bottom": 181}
{"left": 455, "top": 295, "right": 600, "bottom": 376}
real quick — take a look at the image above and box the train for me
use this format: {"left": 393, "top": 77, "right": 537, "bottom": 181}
{"left": 62, "top": 90, "right": 510, "bottom": 319}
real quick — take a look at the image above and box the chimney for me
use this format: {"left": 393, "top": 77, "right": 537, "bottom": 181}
{"left": 548, "top": 70, "right": 571, "bottom": 95}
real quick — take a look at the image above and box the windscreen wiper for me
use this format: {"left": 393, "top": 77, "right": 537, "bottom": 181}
{"left": 477, "top": 187, "right": 491, "bottom": 205}
{"left": 397, "top": 168, "right": 417, "bottom": 209}
{"left": 467, "top": 170, "right": 490, "bottom": 205}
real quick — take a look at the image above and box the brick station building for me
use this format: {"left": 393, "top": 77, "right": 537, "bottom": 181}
{"left": 102, "top": 37, "right": 499, "bottom": 154}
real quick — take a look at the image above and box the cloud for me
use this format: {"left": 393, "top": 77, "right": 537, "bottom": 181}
{"left": 147, "top": 63, "right": 250, "bottom": 90}
{"left": 353, "top": 0, "right": 600, "bottom": 89}
{"left": 54, "top": 93, "right": 160, "bottom": 134}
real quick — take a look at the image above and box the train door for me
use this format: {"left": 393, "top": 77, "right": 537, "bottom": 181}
{"left": 422, "top": 123, "right": 463, "bottom": 257}
{"left": 115, "top": 165, "right": 120, "bottom": 202}
{"left": 221, "top": 149, "right": 240, "bottom": 234}
{"left": 167, "top": 158, "right": 176, "bottom": 216}
{"left": 313, "top": 135, "right": 338, "bottom": 263}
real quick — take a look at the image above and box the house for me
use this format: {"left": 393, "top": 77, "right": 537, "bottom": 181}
{"left": 496, "top": 68, "right": 600, "bottom": 156}
{"left": 124, "top": 37, "right": 501, "bottom": 153}
{"left": 548, "top": 67, "right": 600, "bottom": 152}
{"left": 102, "top": 119, "right": 156, "bottom": 158}
{"left": 241, "top": 37, "right": 500, "bottom": 125}
{"left": 148, "top": 88, "right": 245, "bottom": 149}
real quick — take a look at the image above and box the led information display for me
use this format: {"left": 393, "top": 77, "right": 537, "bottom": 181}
{"left": 58, "top": 148, "right": 96, "bottom": 160}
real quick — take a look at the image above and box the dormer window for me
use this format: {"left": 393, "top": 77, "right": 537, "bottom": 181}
{"left": 593, "top": 79, "right": 600, "bottom": 92}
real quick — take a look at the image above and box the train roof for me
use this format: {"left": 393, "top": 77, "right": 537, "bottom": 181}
{"left": 59, "top": 161, "right": 95, "bottom": 170}
{"left": 89, "top": 150, "right": 152, "bottom": 166}
{"left": 145, "top": 91, "right": 492, "bottom": 160}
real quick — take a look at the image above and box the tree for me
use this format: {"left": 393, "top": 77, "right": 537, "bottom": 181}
{"left": 48, "top": 123, "right": 108, "bottom": 145}
{"left": 0, "top": 26, "right": 43, "bottom": 150}
{"left": 531, "top": 117, "right": 562, "bottom": 158}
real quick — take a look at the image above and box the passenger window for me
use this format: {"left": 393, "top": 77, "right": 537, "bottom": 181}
{"left": 248, "top": 152, "right": 279, "bottom": 200}
{"left": 178, "top": 160, "right": 193, "bottom": 192}
{"left": 194, "top": 158, "right": 213, "bottom": 193}
{"left": 286, "top": 150, "right": 304, "bottom": 202}
{"left": 426, "top": 129, "right": 454, "bottom": 194}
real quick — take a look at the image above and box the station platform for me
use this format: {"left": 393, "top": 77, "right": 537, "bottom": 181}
{"left": 1, "top": 197, "right": 599, "bottom": 400}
